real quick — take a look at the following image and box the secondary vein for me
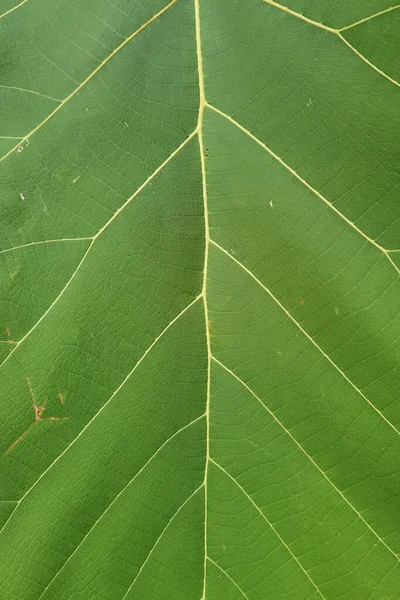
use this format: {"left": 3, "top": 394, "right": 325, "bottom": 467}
{"left": 0, "top": 0, "right": 179, "bottom": 165}
{"left": 0, "top": 132, "right": 195, "bottom": 369}
{"left": 206, "top": 103, "right": 400, "bottom": 277}
{"left": 211, "top": 458, "right": 327, "bottom": 598}
{"left": 3, "top": 296, "right": 202, "bottom": 518}
{"left": 212, "top": 356, "right": 400, "bottom": 561}
{"left": 210, "top": 239, "right": 400, "bottom": 438}
{"left": 261, "top": 0, "right": 400, "bottom": 89}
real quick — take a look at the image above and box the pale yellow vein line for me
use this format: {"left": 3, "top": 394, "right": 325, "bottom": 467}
{"left": 338, "top": 33, "right": 400, "bottom": 88}
{"left": 213, "top": 357, "right": 400, "bottom": 561}
{"left": 338, "top": 5, "right": 400, "bottom": 31}
{"left": 0, "top": 237, "right": 92, "bottom": 255}
{"left": 121, "top": 484, "right": 204, "bottom": 600}
{"left": 206, "top": 104, "right": 400, "bottom": 277}
{"left": 263, "top": 0, "right": 400, "bottom": 34}
{"left": 1, "top": 296, "right": 202, "bottom": 524}
{"left": 262, "top": 0, "right": 336, "bottom": 31}
{"left": 0, "top": 0, "right": 178, "bottom": 164}
{"left": 211, "top": 239, "right": 400, "bottom": 437}
{"left": 93, "top": 131, "right": 196, "bottom": 240}
{"left": 0, "top": 85, "right": 62, "bottom": 103}
{"left": 0, "top": 503, "right": 19, "bottom": 533}
{"left": 262, "top": 0, "right": 400, "bottom": 89}
{"left": 0, "top": 0, "right": 27, "bottom": 20}
{"left": 211, "top": 458, "right": 327, "bottom": 597}
{"left": 0, "top": 139, "right": 23, "bottom": 161}
{"left": 386, "top": 253, "right": 400, "bottom": 274}
{"left": 37, "top": 416, "right": 206, "bottom": 599}
{"left": 207, "top": 557, "right": 250, "bottom": 600}
{"left": 0, "top": 242, "right": 93, "bottom": 369}
{"left": 195, "top": 0, "right": 211, "bottom": 598}
{"left": 0, "top": 136, "right": 23, "bottom": 140}
{"left": 0, "top": 132, "right": 195, "bottom": 367}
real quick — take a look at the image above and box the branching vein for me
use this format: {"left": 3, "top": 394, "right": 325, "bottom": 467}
{"left": 211, "top": 458, "right": 327, "bottom": 598}
{"left": 262, "top": 0, "right": 336, "bottom": 32}
{"left": 262, "top": 0, "right": 400, "bottom": 88}
{"left": 0, "top": 0, "right": 28, "bottom": 21}
{"left": 339, "top": 5, "right": 400, "bottom": 31}
{"left": 263, "top": 0, "right": 400, "bottom": 33}
{"left": 207, "top": 104, "right": 400, "bottom": 276}
{"left": 0, "top": 132, "right": 195, "bottom": 367}
{"left": 120, "top": 484, "right": 204, "bottom": 600}
{"left": 0, "top": 0, "right": 178, "bottom": 164}
{"left": 207, "top": 557, "right": 250, "bottom": 600}
{"left": 0, "top": 85, "right": 62, "bottom": 103}
{"left": 2, "top": 1, "right": 399, "bottom": 595}
{"left": 2, "top": 295, "right": 201, "bottom": 520}
{"left": 0, "top": 238, "right": 92, "bottom": 256}
{"left": 212, "top": 357, "right": 400, "bottom": 561}
{"left": 36, "top": 417, "right": 205, "bottom": 599}
{"left": 210, "top": 239, "right": 400, "bottom": 437}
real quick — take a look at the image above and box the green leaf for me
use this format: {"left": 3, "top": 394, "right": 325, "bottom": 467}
{"left": 1, "top": 0, "right": 400, "bottom": 598}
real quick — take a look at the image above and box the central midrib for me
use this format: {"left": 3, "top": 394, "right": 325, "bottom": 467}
{"left": 194, "top": 0, "right": 211, "bottom": 597}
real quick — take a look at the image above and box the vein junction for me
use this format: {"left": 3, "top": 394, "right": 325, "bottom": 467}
{"left": 2, "top": 1, "right": 399, "bottom": 593}
{"left": 262, "top": 0, "right": 400, "bottom": 89}
{"left": 263, "top": 0, "right": 400, "bottom": 33}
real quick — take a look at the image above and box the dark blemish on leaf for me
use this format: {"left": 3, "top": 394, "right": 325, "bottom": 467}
{"left": 5, "top": 378, "right": 69, "bottom": 454}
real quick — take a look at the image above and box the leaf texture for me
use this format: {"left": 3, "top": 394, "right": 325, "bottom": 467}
{"left": 1, "top": 0, "right": 400, "bottom": 598}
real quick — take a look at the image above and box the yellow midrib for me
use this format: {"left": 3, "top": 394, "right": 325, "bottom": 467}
{"left": 193, "top": 0, "right": 211, "bottom": 596}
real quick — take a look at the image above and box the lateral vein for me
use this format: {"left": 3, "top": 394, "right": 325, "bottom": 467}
{"left": 338, "top": 33, "right": 400, "bottom": 89}
{"left": 338, "top": 5, "right": 400, "bottom": 31}
{"left": 0, "top": 133, "right": 194, "bottom": 369}
{"left": 0, "top": 85, "right": 62, "bottom": 103}
{"left": 0, "top": 0, "right": 28, "bottom": 20}
{"left": 207, "top": 557, "right": 250, "bottom": 600}
{"left": 206, "top": 103, "right": 400, "bottom": 277}
{"left": 211, "top": 458, "right": 327, "bottom": 598}
{"left": 212, "top": 357, "right": 400, "bottom": 561}
{"left": 121, "top": 484, "right": 204, "bottom": 600}
{"left": 36, "top": 417, "right": 206, "bottom": 599}
{"left": 93, "top": 131, "right": 196, "bottom": 241}
{"left": 0, "top": 0, "right": 178, "bottom": 164}
{"left": 3, "top": 296, "right": 202, "bottom": 517}
{"left": 262, "top": 0, "right": 336, "bottom": 31}
{"left": 0, "top": 238, "right": 93, "bottom": 255}
{"left": 210, "top": 239, "right": 400, "bottom": 437}
{"left": 261, "top": 0, "right": 400, "bottom": 88}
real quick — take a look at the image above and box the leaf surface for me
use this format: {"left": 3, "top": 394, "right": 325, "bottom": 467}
{"left": 1, "top": 1, "right": 400, "bottom": 598}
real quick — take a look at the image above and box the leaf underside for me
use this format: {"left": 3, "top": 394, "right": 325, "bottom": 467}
{"left": 0, "top": 1, "right": 400, "bottom": 598}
